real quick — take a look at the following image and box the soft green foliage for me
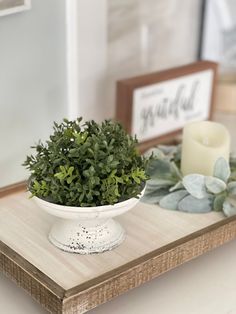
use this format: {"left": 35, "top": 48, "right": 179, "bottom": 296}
{"left": 159, "top": 190, "right": 188, "bottom": 210}
{"left": 182, "top": 174, "right": 208, "bottom": 199}
{"left": 205, "top": 176, "right": 226, "bottom": 194}
{"left": 142, "top": 145, "right": 236, "bottom": 217}
{"left": 228, "top": 181, "right": 236, "bottom": 195}
{"left": 178, "top": 194, "right": 213, "bottom": 213}
{"left": 223, "top": 200, "right": 236, "bottom": 217}
{"left": 142, "top": 145, "right": 182, "bottom": 204}
{"left": 23, "top": 118, "right": 148, "bottom": 206}
{"left": 229, "top": 154, "right": 236, "bottom": 181}
{"left": 213, "top": 157, "right": 230, "bottom": 182}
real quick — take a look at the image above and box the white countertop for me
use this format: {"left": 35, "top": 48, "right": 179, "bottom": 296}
{"left": 1, "top": 239, "right": 236, "bottom": 314}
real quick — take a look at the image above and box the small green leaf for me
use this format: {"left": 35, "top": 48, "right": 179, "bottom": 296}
{"left": 133, "top": 176, "right": 141, "bottom": 184}
{"left": 68, "top": 166, "right": 74, "bottom": 176}
{"left": 107, "top": 155, "right": 114, "bottom": 162}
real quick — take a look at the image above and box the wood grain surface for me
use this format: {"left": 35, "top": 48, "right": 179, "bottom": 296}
{"left": 1, "top": 188, "right": 236, "bottom": 313}
{"left": 0, "top": 190, "right": 224, "bottom": 290}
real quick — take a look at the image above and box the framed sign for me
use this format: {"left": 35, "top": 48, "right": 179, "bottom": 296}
{"left": 116, "top": 61, "right": 217, "bottom": 152}
{"left": 0, "top": 0, "right": 31, "bottom": 17}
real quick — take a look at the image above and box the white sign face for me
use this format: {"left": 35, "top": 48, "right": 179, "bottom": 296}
{"left": 132, "top": 69, "right": 214, "bottom": 142}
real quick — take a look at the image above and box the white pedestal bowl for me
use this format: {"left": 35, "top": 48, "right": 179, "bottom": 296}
{"left": 34, "top": 190, "right": 144, "bottom": 254}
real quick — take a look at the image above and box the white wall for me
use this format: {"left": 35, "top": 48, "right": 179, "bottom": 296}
{"left": 0, "top": 0, "right": 67, "bottom": 186}
{"left": 76, "top": 0, "right": 107, "bottom": 122}
{"left": 75, "top": 0, "right": 202, "bottom": 122}
{"left": 0, "top": 0, "right": 202, "bottom": 187}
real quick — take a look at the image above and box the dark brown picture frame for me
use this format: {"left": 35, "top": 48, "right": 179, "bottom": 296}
{"left": 115, "top": 61, "right": 217, "bottom": 152}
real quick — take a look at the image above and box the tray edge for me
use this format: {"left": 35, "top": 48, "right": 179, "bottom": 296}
{"left": 1, "top": 183, "right": 236, "bottom": 313}
{"left": 62, "top": 216, "right": 236, "bottom": 313}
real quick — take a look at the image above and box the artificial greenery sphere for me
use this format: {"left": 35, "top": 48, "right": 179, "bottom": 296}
{"left": 24, "top": 118, "right": 148, "bottom": 207}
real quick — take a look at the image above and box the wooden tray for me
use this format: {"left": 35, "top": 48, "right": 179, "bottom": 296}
{"left": 1, "top": 183, "right": 236, "bottom": 314}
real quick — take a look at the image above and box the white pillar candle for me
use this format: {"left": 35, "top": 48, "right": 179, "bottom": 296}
{"left": 181, "top": 121, "right": 230, "bottom": 176}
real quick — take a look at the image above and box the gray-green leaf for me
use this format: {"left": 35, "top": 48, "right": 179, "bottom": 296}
{"left": 145, "top": 183, "right": 169, "bottom": 194}
{"left": 159, "top": 190, "right": 189, "bottom": 210}
{"left": 213, "top": 157, "right": 230, "bottom": 182}
{"left": 144, "top": 147, "right": 165, "bottom": 159}
{"left": 178, "top": 195, "right": 213, "bottom": 213}
{"left": 158, "top": 145, "right": 178, "bottom": 155}
{"left": 169, "top": 181, "right": 184, "bottom": 192}
{"left": 146, "top": 159, "right": 172, "bottom": 178}
{"left": 182, "top": 174, "right": 208, "bottom": 199}
{"left": 147, "top": 178, "right": 176, "bottom": 187}
{"left": 223, "top": 200, "right": 236, "bottom": 217}
{"left": 228, "top": 181, "right": 236, "bottom": 195}
{"left": 170, "top": 162, "right": 182, "bottom": 179}
{"left": 213, "top": 194, "right": 226, "bottom": 211}
{"left": 141, "top": 188, "right": 169, "bottom": 204}
{"left": 205, "top": 176, "right": 226, "bottom": 194}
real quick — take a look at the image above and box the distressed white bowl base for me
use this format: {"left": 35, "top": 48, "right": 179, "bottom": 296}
{"left": 48, "top": 218, "right": 125, "bottom": 254}
{"left": 34, "top": 188, "right": 145, "bottom": 254}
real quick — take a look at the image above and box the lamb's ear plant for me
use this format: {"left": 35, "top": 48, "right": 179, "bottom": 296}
{"left": 142, "top": 145, "right": 236, "bottom": 217}
{"left": 23, "top": 118, "right": 149, "bottom": 207}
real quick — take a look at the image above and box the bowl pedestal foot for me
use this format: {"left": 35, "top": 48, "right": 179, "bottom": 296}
{"left": 49, "top": 218, "right": 125, "bottom": 254}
